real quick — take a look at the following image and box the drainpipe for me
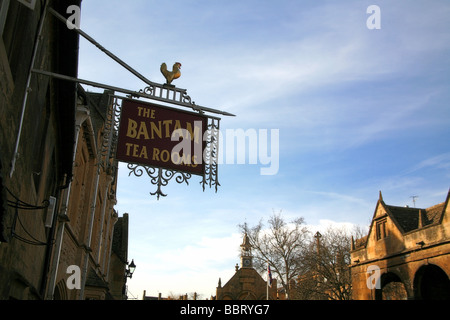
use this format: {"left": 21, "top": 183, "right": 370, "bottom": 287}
{"left": 95, "top": 174, "right": 113, "bottom": 267}
{"left": 45, "top": 105, "right": 90, "bottom": 299}
{"left": 103, "top": 209, "right": 118, "bottom": 280}
{"left": 79, "top": 157, "right": 101, "bottom": 299}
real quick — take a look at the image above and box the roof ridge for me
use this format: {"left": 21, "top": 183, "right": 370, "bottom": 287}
{"left": 385, "top": 203, "right": 422, "bottom": 210}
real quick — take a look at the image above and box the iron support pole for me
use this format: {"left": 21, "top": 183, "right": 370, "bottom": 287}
{"left": 31, "top": 69, "right": 235, "bottom": 117}
{"left": 47, "top": 7, "right": 155, "bottom": 87}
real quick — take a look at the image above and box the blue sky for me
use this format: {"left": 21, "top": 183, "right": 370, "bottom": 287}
{"left": 77, "top": 1, "right": 450, "bottom": 299}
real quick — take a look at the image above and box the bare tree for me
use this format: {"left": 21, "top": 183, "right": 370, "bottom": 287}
{"left": 294, "top": 226, "right": 363, "bottom": 300}
{"left": 188, "top": 292, "right": 204, "bottom": 300}
{"left": 238, "top": 211, "right": 310, "bottom": 299}
{"left": 167, "top": 292, "right": 204, "bottom": 300}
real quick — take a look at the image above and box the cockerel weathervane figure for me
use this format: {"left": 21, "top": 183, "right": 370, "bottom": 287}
{"left": 160, "top": 62, "right": 182, "bottom": 86}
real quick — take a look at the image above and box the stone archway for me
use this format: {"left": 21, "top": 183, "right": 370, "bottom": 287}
{"left": 53, "top": 280, "right": 69, "bottom": 300}
{"left": 375, "top": 272, "right": 408, "bottom": 300}
{"left": 414, "top": 264, "right": 450, "bottom": 300}
{"left": 238, "top": 291, "right": 257, "bottom": 300}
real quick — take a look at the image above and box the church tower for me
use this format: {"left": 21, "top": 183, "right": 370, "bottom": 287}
{"left": 215, "top": 232, "right": 278, "bottom": 300}
{"left": 240, "top": 233, "right": 253, "bottom": 268}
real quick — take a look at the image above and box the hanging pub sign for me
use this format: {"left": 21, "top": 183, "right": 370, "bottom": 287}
{"left": 116, "top": 99, "right": 207, "bottom": 176}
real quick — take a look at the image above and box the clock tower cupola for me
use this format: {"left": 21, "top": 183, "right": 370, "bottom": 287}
{"left": 240, "top": 233, "right": 253, "bottom": 268}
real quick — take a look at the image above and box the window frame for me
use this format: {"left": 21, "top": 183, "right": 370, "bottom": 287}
{"left": 376, "top": 218, "right": 388, "bottom": 240}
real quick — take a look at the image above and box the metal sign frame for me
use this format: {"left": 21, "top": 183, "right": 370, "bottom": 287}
{"left": 103, "top": 94, "right": 221, "bottom": 199}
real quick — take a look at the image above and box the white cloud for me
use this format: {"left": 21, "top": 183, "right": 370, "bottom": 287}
{"left": 307, "top": 219, "right": 365, "bottom": 236}
{"left": 127, "top": 233, "right": 242, "bottom": 298}
{"left": 152, "top": 233, "right": 242, "bottom": 272}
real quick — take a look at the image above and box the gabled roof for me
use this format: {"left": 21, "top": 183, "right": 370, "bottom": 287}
{"left": 377, "top": 190, "right": 448, "bottom": 234}
{"left": 217, "top": 267, "right": 268, "bottom": 300}
{"left": 220, "top": 267, "right": 265, "bottom": 290}
{"left": 352, "top": 190, "right": 449, "bottom": 250}
{"left": 385, "top": 202, "right": 446, "bottom": 233}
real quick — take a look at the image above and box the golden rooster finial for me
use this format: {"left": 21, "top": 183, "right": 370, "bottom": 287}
{"left": 160, "top": 62, "right": 182, "bottom": 86}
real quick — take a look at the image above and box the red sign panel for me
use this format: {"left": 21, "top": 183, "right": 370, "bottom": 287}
{"left": 116, "top": 99, "right": 207, "bottom": 175}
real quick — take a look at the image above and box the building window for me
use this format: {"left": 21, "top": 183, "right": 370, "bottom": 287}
{"left": 376, "top": 219, "right": 387, "bottom": 240}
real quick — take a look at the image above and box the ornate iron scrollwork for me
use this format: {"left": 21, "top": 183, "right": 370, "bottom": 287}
{"left": 201, "top": 118, "right": 221, "bottom": 192}
{"left": 138, "top": 84, "right": 155, "bottom": 97}
{"left": 127, "top": 163, "right": 192, "bottom": 200}
{"left": 99, "top": 96, "right": 122, "bottom": 175}
{"left": 108, "top": 84, "right": 223, "bottom": 199}
{"left": 136, "top": 83, "right": 203, "bottom": 114}
{"left": 135, "top": 82, "right": 235, "bottom": 117}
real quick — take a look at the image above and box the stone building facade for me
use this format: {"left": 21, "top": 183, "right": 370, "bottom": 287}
{"left": 0, "top": 0, "right": 81, "bottom": 299}
{"left": 0, "top": 0, "right": 129, "bottom": 300}
{"left": 350, "top": 191, "right": 450, "bottom": 300}
{"left": 46, "top": 86, "right": 127, "bottom": 300}
{"left": 215, "top": 233, "right": 277, "bottom": 300}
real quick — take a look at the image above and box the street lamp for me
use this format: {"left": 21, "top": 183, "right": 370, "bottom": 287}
{"left": 126, "top": 259, "right": 136, "bottom": 279}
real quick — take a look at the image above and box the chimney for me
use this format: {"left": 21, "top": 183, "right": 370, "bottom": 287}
{"left": 418, "top": 209, "right": 424, "bottom": 228}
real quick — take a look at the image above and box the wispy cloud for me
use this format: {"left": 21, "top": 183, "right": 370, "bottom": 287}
{"left": 129, "top": 232, "right": 242, "bottom": 297}
{"left": 404, "top": 152, "right": 450, "bottom": 176}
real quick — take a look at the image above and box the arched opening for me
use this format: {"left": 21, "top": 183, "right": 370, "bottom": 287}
{"left": 238, "top": 291, "right": 257, "bottom": 300}
{"left": 53, "top": 280, "right": 68, "bottom": 300}
{"left": 375, "top": 272, "right": 408, "bottom": 300}
{"left": 414, "top": 264, "right": 450, "bottom": 300}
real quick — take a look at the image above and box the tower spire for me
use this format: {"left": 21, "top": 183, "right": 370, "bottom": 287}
{"left": 240, "top": 232, "right": 253, "bottom": 268}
